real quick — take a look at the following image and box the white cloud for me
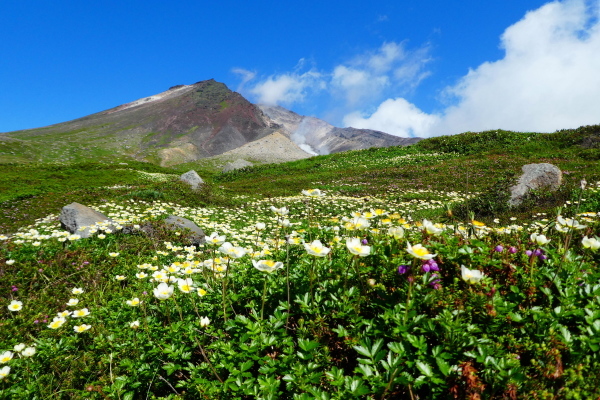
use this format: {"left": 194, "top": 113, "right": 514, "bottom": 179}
{"left": 437, "top": 0, "right": 600, "bottom": 135}
{"left": 248, "top": 70, "right": 322, "bottom": 105}
{"left": 345, "top": 0, "right": 600, "bottom": 138}
{"left": 343, "top": 98, "right": 440, "bottom": 138}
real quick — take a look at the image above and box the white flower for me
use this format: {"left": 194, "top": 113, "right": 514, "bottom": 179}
{"left": 177, "top": 278, "right": 195, "bottom": 293}
{"left": 422, "top": 219, "right": 443, "bottom": 235}
{"left": 270, "top": 206, "right": 289, "bottom": 216}
{"left": 530, "top": 233, "right": 551, "bottom": 245}
{"left": 461, "top": 265, "right": 485, "bottom": 284}
{"left": 153, "top": 282, "right": 174, "bottom": 300}
{"left": 129, "top": 320, "right": 140, "bottom": 329}
{"left": 406, "top": 243, "right": 436, "bottom": 260}
{"left": 21, "top": 347, "right": 36, "bottom": 357}
{"left": 48, "top": 317, "right": 67, "bottom": 329}
{"left": 115, "top": 275, "right": 126, "bottom": 281}
{"left": 13, "top": 343, "right": 26, "bottom": 353}
{"left": 346, "top": 237, "right": 370, "bottom": 257}
{"left": 66, "top": 298, "right": 79, "bottom": 307}
{"left": 0, "top": 351, "right": 13, "bottom": 364}
{"left": 387, "top": 226, "right": 405, "bottom": 239}
{"left": 199, "top": 316, "right": 210, "bottom": 327}
{"left": 252, "top": 260, "right": 284, "bottom": 273}
{"left": 5, "top": 259, "right": 15, "bottom": 265}
{"left": 72, "top": 308, "right": 90, "bottom": 318}
{"left": 109, "top": 252, "right": 120, "bottom": 257}
{"left": 218, "top": 242, "right": 247, "bottom": 259}
{"left": 126, "top": 298, "right": 142, "bottom": 307}
{"left": 206, "top": 232, "right": 226, "bottom": 245}
{"left": 0, "top": 366, "right": 10, "bottom": 380}
{"left": 71, "top": 287, "right": 84, "bottom": 295}
{"left": 304, "top": 240, "right": 331, "bottom": 257}
{"left": 73, "top": 324, "right": 92, "bottom": 333}
{"left": 582, "top": 236, "right": 600, "bottom": 251}
{"left": 255, "top": 222, "right": 266, "bottom": 231}
{"left": 7, "top": 300, "right": 23, "bottom": 312}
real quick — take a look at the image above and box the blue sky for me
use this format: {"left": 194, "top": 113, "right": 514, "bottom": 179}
{"left": 1, "top": 0, "right": 599, "bottom": 137}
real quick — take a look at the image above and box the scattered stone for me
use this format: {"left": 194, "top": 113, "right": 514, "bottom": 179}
{"left": 59, "top": 202, "right": 115, "bottom": 238}
{"left": 509, "top": 163, "right": 563, "bottom": 206}
{"left": 164, "top": 215, "right": 206, "bottom": 246}
{"left": 222, "top": 159, "right": 253, "bottom": 173}
{"left": 179, "top": 170, "right": 204, "bottom": 190}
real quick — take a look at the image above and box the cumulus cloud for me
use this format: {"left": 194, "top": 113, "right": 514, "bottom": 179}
{"left": 436, "top": 0, "right": 600, "bottom": 135}
{"left": 344, "top": 0, "right": 600, "bottom": 138}
{"left": 247, "top": 70, "right": 323, "bottom": 106}
{"left": 343, "top": 98, "right": 440, "bottom": 138}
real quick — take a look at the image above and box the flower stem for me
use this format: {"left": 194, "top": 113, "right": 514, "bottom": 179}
{"left": 260, "top": 277, "right": 268, "bottom": 321}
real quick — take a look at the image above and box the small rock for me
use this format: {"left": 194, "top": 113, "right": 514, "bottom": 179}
{"left": 59, "top": 202, "right": 115, "bottom": 238}
{"left": 164, "top": 215, "right": 206, "bottom": 246}
{"left": 509, "top": 163, "right": 563, "bottom": 206}
{"left": 179, "top": 170, "right": 204, "bottom": 190}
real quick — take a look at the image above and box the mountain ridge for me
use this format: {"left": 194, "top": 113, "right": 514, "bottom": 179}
{"left": 0, "top": 79, "right": 420, "bottom": 166}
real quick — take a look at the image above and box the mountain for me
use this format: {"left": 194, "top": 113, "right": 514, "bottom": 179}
{"left": 2, "top": 80, "right": 288, "bottom": 166}
{"left": 1, "top": 79, "right": 420, "bottom": 166}
{"left": 258, "top": 105, "right": 421, "bottom": 154}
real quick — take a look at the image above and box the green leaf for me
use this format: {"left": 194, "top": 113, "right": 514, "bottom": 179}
{"left": 435, "top": 358, "right": 451, "bottom": 376}
{"left": 416, "top": 361, "right": 433, "bottom": 377}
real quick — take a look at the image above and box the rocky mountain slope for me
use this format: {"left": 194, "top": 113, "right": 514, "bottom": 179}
{"left": 1, "top": 80, "right": 420, "bottom": 166}
{"left": 258, "top": 105, "right": 420, "bottom": 154}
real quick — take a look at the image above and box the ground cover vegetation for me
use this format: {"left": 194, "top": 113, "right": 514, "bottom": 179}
{"left": 1, "top": 126, "right": 600, "bottom": 399}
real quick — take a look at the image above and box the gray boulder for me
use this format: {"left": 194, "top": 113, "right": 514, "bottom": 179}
{"left": 179, "top": 170, "right": 204, "bottom": 190}
{"left": 222, "top": 159, "right": 253, "bottom": 173}
{"left": 164, "top": 215, "right": 206, "bottom": 246}
{"left": 509, "top": 163, "right": 563, "bottom": 206}
{"left": 59, "top": 202, "right": 115, "bottom": 238}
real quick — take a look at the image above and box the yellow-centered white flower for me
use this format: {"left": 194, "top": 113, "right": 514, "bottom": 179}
{"left": 252, "top": 259, "right": 284, "bottom": 273}
{"left": 461, "top": 265, "right": 485, "bottom": 284}
{"left": 346, "top": 237, "right": 371, "bottom": 257}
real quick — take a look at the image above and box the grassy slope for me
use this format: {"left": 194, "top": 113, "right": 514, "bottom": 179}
{"left": 1, "top": 126, "right": 599, "bottom": 234}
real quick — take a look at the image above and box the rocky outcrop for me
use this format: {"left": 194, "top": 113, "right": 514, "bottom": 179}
{"left": 509, "top": 163, "right": 563, "bottom": 206}
{"left": 179, "top": 170, "right": 204, "bottom": 190}
{"left": 59, "top": 202, "right": 116, "bottom": 238}
{"left": 164, "top": 215, "right": 206, "bottom": 246}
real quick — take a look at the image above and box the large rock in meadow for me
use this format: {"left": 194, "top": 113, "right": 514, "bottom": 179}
{"left": 59, "top": 202, "right": 115, "bottom": 238}
{"left": 179, "top": 170, "right": 204, "bottom": 190}
{"left": 509, "top": 163, "right": 563, "bottom": 206}
{"left": 164, "top": 215, "right": 206, "bottom": 246}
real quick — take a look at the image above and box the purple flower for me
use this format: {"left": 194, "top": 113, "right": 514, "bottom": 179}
{"left": 398, "top": 265, "right": 410, "bottom": 274}
{"left": 494, "top": 245, "right": 504, "bottom": 252}
{"left": 538, "top": 254, "right": 548, "bottom": 261}
{"left": 525, "top": 250, "right": 533, "bottom": 257}
{"left": 11, "top": 286, "right": 18, "bottom": 292}
{"left": 361, "top": 238, "right": 368, "bottom": 245}
{"left": 422, "top": 264, "right": 431, "bottom": 273}
{"left": 508, "top": 246, "right": 518, "bottom": 254}
{"left": 533, "top": 249, "right": 543, "bottom": 257}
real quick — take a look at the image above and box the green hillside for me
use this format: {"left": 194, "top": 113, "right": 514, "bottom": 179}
{"left": 1, "top": 126, "right": 600, "bottom": 399}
